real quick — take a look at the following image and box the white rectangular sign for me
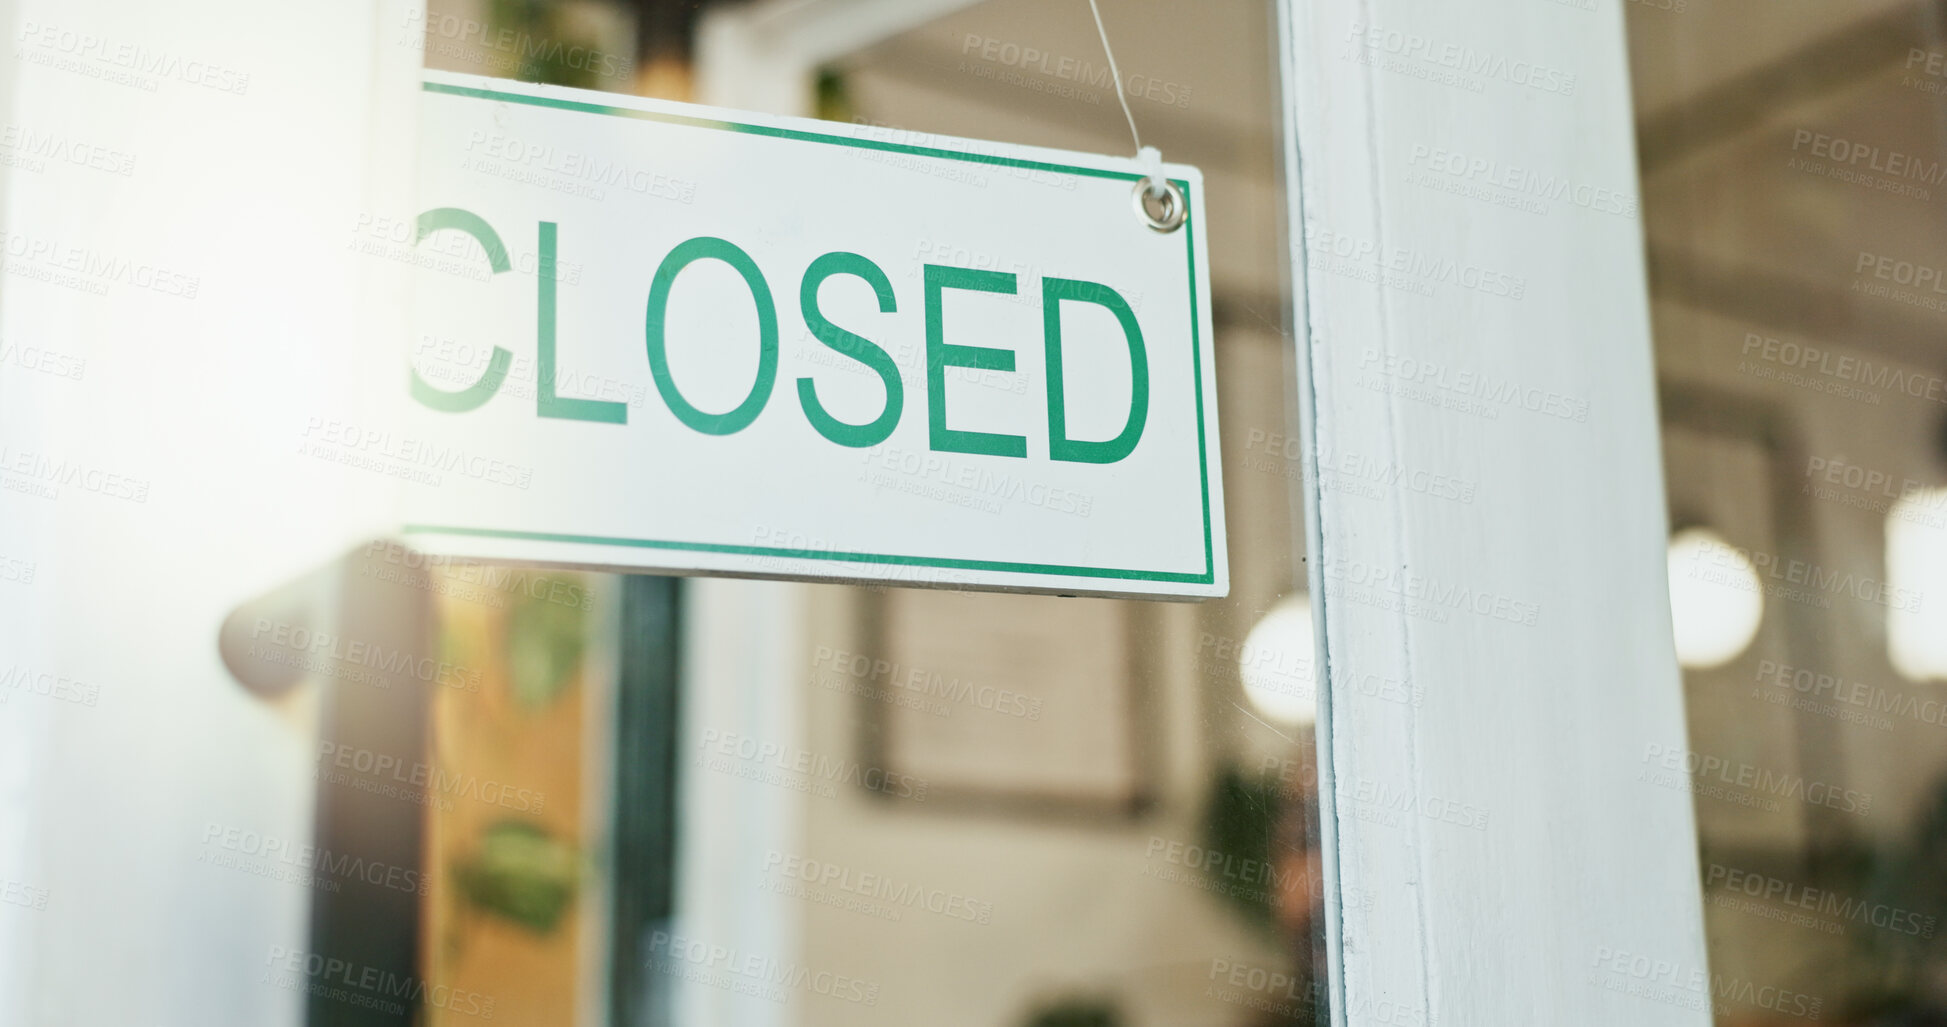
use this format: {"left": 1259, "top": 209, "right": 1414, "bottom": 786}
{"left": 394, "top": 71, "right": 1225, "bottom": 599}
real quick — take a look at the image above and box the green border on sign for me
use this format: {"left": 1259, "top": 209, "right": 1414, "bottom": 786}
{"left": 405, "top": 79, "right": 1214, "bottom": 587}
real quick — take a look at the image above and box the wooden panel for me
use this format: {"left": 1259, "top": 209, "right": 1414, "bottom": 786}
{"left": 1275, "top": 1, "right": 1713, "bottom": 1023}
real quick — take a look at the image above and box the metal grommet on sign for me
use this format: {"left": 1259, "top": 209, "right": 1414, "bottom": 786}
{"left": 1131, "top": 177, "right": 1186, "bottom": 233}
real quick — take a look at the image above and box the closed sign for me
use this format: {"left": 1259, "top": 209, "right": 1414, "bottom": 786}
{"left": 397, "top": 72, "right": 1226, "bottom": 599}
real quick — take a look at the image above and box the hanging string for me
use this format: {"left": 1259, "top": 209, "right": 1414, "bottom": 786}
{"left": 1086, "top": 0, "right": 1165, "bottom": 197}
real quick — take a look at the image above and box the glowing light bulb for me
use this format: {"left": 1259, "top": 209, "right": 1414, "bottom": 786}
{"left": 1666, "top": 527, "right": 1763, "bottom": 669}
{"left": 1887, "top": 488, "right": 1947, "bottom": 681}
{"left": 1239, "top": 596, "right": 1318, "bottom": 728}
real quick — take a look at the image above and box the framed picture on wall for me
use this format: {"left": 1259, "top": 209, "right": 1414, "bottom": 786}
{"left": 854, "top": 588, "right": 1156, "bottom": 816}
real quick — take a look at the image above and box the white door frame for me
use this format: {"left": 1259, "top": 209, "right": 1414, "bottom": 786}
{"left": 1278, "top": 1, "right": 1710, "bottom": 1024}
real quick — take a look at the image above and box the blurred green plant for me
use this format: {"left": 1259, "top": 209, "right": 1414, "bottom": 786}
{"left": 506, "top": 579, "right": 585, "bottom": 709}
{"left": 487, "top": 0, "right": 614, "bottom": 90}
{"left": 1840, "top": 782, "right": 1947, "bottom": 1020}
{"left": 1022, "top": 996, "right": 1122, "bottom": 1027}
{"left": 814, "top": 68, "right": 854, "bottom": 124}
{"left": 453, "top": 820, "right": 580, "bottom": 933}
{"left": 1202, "top": 765, "right": 1283, "bottom": 932}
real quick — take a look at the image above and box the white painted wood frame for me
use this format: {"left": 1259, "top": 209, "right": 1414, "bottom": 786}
{"left": 1276, "top": 1, "right": 1713, "bottom": 1024}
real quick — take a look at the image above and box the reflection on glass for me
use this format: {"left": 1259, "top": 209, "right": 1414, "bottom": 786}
{"left": 1633, "top": 0, "right": 1947, "bottom": 1020}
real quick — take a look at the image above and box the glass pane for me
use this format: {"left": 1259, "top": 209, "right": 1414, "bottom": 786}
{"left": 1631, "top": 2, "right": 1947, "bottom": 1022}
{"left": 410, "top": 2, "right": 1322, "bottom": 1026}
{"left": 0, "top": 3, "right": 1314, "bottom": 1024}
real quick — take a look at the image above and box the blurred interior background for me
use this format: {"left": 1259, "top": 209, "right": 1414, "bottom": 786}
{"left": 1635, "top": 1, "right": 1947, "bottom": 1024}
{"left": 9, "top": 0, "right": 1947, "bottom": 1025}
{"left": 399, "top": 0, "right": 1947, "bottom": 1022}
{"left": 391, "top": 1, "right": 1322, "bottom": 1025}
